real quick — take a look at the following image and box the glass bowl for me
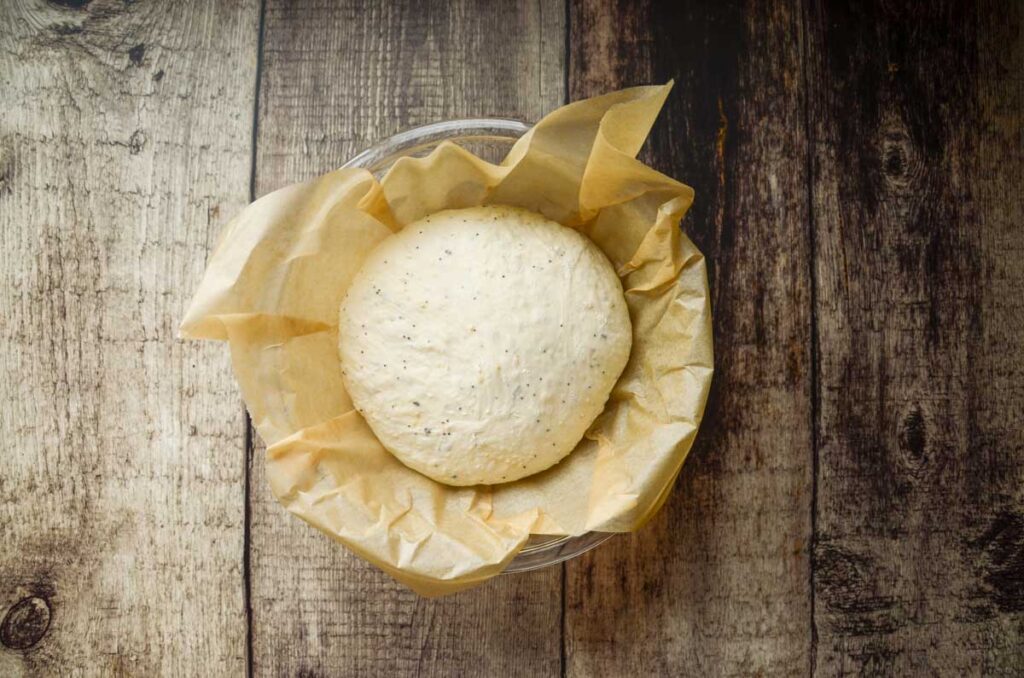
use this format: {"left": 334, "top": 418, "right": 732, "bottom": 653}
{"left": 340, "top": 119, "right": 614, "bottom": 573}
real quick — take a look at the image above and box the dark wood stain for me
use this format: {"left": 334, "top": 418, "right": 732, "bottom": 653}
{"left": 565, "top": 1, "right": 814, "bottom": 675}
{"left": 809, "top": 0, "right": 1024, "bottom": 673}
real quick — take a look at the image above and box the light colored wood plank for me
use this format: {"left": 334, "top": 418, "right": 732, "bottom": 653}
{"left": 808, "top": 0, "right": 1024, "bottom": 674}
{"left": 0, "top": 1, "right": 259, "bottom": 675}
{"left": 255, "top": 0, "right": 566, "bottom": 186}
{"left": 249, "top": 1, "right": 566, "bottom": 676}
{"left": 565, "top": 1, "right": 814, "bottom": 676}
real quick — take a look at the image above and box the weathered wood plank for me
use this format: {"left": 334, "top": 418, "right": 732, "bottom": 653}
{"left": 249, "top": 2, "right": 566, "bottom": 675}
{"left": 807, "top": 0, "right": 1024, "bottom": 674}
{"left": 0, "top": 1, "right": 258, "bottom": 675}
{"left": 566, "top": 1, "right": 813, "bottom": 676}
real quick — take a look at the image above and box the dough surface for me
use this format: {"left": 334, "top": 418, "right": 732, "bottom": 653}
{"left": 338, "top": 205, "right": 632, "bottom": 486}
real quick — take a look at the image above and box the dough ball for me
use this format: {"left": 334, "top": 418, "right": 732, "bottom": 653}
{"left": 338, "top": 205, "right": 631, "bottom": 486}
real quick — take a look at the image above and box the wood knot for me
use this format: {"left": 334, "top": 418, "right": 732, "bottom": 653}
{"left": 815, "top": 542, "right": 901, "bottom": 634}
{"left": 883, "top": 144, "right": 906, "bottom": 178}
{"left": 128, "top": 43, "right": 145, "bottom": 67}
{"left": 877, "top": 116, "right": 921, "bottom": 200}
{"left": 48, "top": 0, "right": 91, "bottom": 8}
{"left": 897, "top": 405, "right": 929, "bottom": 472}
{"left": 128, "top": 130, "right": 147, "bottom": 155}
{"left": 880, "top": 132, "right": 915, "bottom": 184}
{"left": 816, "top": 543, "right": 869, "bottom": 607}
{"left": 0, "top": 146, "right": 11, "bottom": 198}
{"left": 1, "top": 596, "right": 52, "bottom": 650}
{"left": 969, "top": 511, "right": 1024, "bottom": 613}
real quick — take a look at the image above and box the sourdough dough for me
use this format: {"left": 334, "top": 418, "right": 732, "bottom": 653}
{"left": 338, "top": 205, "right": 632, "bottom": 486}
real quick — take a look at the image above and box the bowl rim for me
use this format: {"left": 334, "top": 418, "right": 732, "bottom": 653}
{"left": 341, "top": 118, "right": 614, "bottom": 573}
{"left": 342, "top": 118, "right": 533, "bottom": 171}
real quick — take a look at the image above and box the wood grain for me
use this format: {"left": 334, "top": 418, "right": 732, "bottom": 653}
{"left": 566, "top": 1, "right": 813, "bottom": 676}
{"left": 248, "top": 1, "right": 567, "bottom": 675}
{"left": 807, "top": 0, "right": 1024, "bottom": 674}
{"left": 0, "top": 0, "right": 258, "bottom": 675}
{"left": 2, "top": 2, "right": 1021, "bottom": 676}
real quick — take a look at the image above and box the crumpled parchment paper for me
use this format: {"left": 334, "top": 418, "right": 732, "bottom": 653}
{"left": 181, "top": 84, "right": 713, "bottom": 596}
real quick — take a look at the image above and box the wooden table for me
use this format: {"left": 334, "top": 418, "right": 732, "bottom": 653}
{"left": 2, "top": 1, "right": 1021, "bottom": 676}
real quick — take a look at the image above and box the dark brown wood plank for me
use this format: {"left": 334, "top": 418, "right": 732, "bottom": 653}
{"left": 807, "top": 0, "right": 1024, "bottom": 674}
{"left": 0, "top": 1, "right": 259, "bottom": 675}
{"left": 249, "top": 2, "right": 566, "bottom": 676}
{"left": 566, "top": 1, "right": 814, "bottom": 676}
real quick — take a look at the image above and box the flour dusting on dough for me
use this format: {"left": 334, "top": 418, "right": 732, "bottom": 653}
{"left": 338, "top": 205, "right": 632, "bottom": 486}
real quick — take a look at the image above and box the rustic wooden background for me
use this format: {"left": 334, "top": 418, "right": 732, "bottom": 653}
{"left": 1, "top": 0, "right": 1021, "bottom": 676}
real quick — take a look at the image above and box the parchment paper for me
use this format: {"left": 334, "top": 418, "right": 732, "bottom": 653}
{"left": 181, "top": 84, "right": 713, "bottom": 596}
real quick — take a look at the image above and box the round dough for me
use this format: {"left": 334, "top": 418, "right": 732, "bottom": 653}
{"left": 338, "top": 206, "right": 632, "bottom": 486}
